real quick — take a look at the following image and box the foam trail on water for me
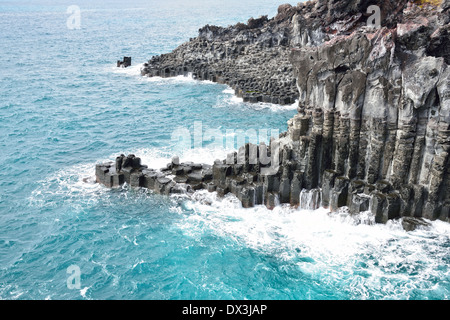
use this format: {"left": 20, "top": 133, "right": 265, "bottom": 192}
{"left": 110, "top": 63, "right": 144, "bottom": 77}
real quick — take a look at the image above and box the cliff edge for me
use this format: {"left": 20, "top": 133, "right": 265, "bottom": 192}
{"left": 99, "top": 0, "right": 450, "bottom": 227}
{"left": 288, "top": 0, "right": 449, "bottom": 221}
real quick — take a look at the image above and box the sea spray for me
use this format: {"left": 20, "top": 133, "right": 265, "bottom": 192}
{"left": 299, "top": 189, "right": 322, "bottom": 211}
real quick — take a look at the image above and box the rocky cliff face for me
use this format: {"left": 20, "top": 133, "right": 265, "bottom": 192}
{"left": 100, "top": 0, "right": 449, "bottom": 227}
{"left": 287, "top": 0, "right": 449, "bottom": 222}
{"left": 140, "top": 4, "right": 299, "bottom": 104}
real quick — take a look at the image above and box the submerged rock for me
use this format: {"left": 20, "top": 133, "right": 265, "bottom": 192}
{"left": 401, "top": 217, "right": 432, "bottom": 231}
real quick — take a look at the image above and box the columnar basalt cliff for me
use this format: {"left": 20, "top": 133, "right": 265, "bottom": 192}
{"left": 99, "top": 0, "right": 449, "bottom": 228}
{"left": 287, "top": 0, "right": 449, "bottom": 223}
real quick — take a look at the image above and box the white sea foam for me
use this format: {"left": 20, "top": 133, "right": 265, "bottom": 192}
{"left": 143, "top": 74, "right": 197, "bottom": 84}
{"left": 29, "top": 146, "right": 231, "bottom": 206}
{"left": 177, "top": 190, "right": 450, "bottom": 299}
{"left": 110, "top": 63, "right": 202, "bottom": 84}
{"left": 110, "top": 64, "right": 298, "bottom": 112}
{"left": 222, "top": 88, "right": 235, "bottom": 95}
{"left": 110, "top": 63, "right": 144, "bottom": 77}
{"left": 30, "top": 144, "right": 450, "bottom": 299}
{"left": 29, "top": 161, "right": 105, "bottom": 209}
{"left": 138, "top": 72, "right": 219, "bottom": 86}
{"left": 80, "top": 286, "right": 90, "bottom": 299}
{"left": 215, "top": 87, "right": 299, "bottom": 112}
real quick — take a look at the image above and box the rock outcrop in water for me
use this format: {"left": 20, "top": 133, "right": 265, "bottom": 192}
{"left": 98, "top": 0, "right": 449, "bottom": 227}
{"left": 117, "top": 56, "right": 131, "bottom": 68}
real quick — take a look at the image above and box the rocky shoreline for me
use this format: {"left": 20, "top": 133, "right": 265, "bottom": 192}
{"left": 140, "top": 5, "right": 299, "bottom": 105}
{"left": 98, "top": 0, "right": 449, "bottom": 229}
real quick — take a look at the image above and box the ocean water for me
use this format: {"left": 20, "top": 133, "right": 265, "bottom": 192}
{"left": 0, "top": 0, "right": 449, "bottom": 300}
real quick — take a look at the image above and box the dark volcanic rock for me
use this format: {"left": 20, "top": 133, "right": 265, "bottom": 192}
{"left": 140, "top": 4, "right": 300, "bottom": 105}
{"left": 401, "top": 216, "right": 432, "bottom": 231}
{"left": 288, "top": 0, "right": 449, "bottom": 222}
{"left": 97, "top": 0, "right": 449, "bottom": 225}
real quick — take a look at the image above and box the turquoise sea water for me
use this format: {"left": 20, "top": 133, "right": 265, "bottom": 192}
{"left": 0, "top": 0, "right": 449, "bottom": 300}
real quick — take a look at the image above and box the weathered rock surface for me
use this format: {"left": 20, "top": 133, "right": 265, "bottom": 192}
{"left": 287, "top": 0, "right": 449, "bottom": 223}
{"left": 140, "top": 5, "right": 299, "bottom": 105}
{"left": 98, "top": 0, "right": 449, "bottom": 229}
